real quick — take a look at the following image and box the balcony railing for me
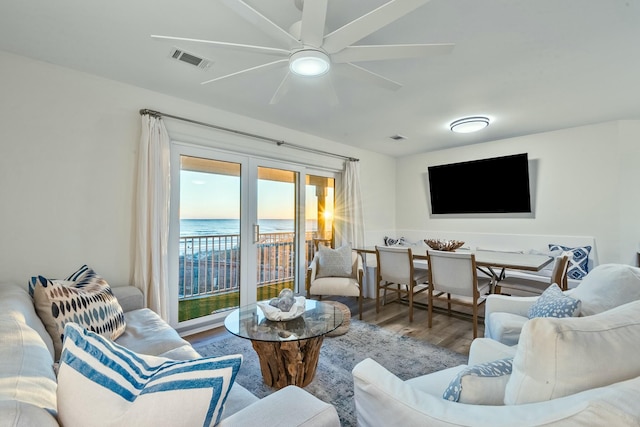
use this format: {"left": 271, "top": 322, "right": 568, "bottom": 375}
{"left": 179, "top": 232, "right": 319, "bottom": 300}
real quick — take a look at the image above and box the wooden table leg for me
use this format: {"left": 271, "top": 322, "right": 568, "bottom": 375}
{"left": 250, "top": 336, "right": 324, "bottom": 389}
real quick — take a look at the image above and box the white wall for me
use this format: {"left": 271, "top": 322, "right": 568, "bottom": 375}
{"left": 393, "top": 121, "right": 640, "bottom": 265}
{"left": 0, "top": 51, "right": 396, "bottom": 286}
{"left": 2, "top": 49, "right": 637, "bottom": 290}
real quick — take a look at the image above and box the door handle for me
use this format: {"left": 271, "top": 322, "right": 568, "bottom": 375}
{"left": 253, "top": 224, "right": 260, "bottom": 244}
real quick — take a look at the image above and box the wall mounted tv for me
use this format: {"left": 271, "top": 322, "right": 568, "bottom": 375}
{"left": 427, "top": 153, "right": 532, "bottom": 215}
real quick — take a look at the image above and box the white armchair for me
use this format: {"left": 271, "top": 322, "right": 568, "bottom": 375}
{"left": 353, "top": 299, "right": 640, "bottom": 427}
{"left": 485, "top": 263, "right": 640, "bottom": 345}
{"left": 306, "top": 247, "right": 364, "bottom": 319}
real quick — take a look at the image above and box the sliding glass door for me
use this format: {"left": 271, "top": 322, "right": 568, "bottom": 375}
{"left": 253, "top": 165, "right": 299, "bottom": 301}
{"left": 170, "top": 144, "right": 327, "bottom": 331}
{"left": 177, "top": 155, "right": 242, "bottom": 323}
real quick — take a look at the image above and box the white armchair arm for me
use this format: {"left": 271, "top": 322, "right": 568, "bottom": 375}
{"left": 485, "top": 293, "right": 538, "bottom": 318}
{"left": 353, "top": 358, "right": 445, "bottom": 427}
{"left": 468, "top": 338, "right": 517, "bottom": 365}
{"left": 355, "top": 252, "right": 364, "bottom": 281}
{"left": 306, "top": 255, "right": 319, "bottom": 297}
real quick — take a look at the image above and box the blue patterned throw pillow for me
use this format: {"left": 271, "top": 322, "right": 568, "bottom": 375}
{"left": 29, "top": 264, "right": 92, "bottom": 298}
{"left": 548, "top": 244, "right": 592, "bottom": 280}
{"left": 528, "top": 283, "right": 581, "bottom": 319}
{"left": 57, "top": 323, "right": 242, "bottom": 427}
{"left": 32, "top": 266, "right": 126, "bottom": 360}
{"left": 383, "top": 236, "right": 405, "bottom": 246}
{"left": 443, "top": 358, "right": 513, "bottom": 405}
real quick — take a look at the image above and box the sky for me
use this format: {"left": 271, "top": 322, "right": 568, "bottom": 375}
{"left": 180, "top": 170, "right": 318, "bottom": 219}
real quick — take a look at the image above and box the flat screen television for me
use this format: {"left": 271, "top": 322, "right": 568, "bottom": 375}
{"left": 428, "top": 153, "right": 532, "bottom": 214}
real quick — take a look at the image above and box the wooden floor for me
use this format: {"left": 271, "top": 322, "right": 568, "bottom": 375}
{"left": 186, "top": 293, "right": 484, "bottom": 356}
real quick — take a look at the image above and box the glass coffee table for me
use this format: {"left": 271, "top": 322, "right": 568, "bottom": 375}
{"left": 224, "top": 299, "right": 344, "bottom": 389}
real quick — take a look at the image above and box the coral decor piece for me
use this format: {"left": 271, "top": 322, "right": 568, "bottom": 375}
{"left": 424, "top": 239, "right": 465, "bottom": 251}
{"left": 257, "top": 288, "right": 306, "bottom": 321}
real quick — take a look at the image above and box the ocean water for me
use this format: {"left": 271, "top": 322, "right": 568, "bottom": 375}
{"left": 180, "top": 219, "right": 317, "bottom": 236}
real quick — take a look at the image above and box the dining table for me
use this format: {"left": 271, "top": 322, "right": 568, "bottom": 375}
{"left": 353, "top": 246, "right": 553, "bottom": 294}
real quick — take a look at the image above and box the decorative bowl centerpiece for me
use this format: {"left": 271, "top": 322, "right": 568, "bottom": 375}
{"left": 257, "top": 288, "right": 306, "bottom": 321}
{"left": 424, "top": 238, "right": 465, "bottom": 252}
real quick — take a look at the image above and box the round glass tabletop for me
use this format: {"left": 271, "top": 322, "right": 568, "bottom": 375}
{"left": 224, "top": 299, "right": 344, "bottom": 342}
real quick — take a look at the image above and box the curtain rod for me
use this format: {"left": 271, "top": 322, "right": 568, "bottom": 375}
{"left": 139, "top": 109, "right": 359, "bottom": 162}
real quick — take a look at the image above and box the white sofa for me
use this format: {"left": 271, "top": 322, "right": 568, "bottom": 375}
{"left": 352, "top": 298, "right": 640, "bottom": 426}
{"left": 0, "top": 283, "right": 340, "bottom": 427}
{"left": 485, "top": 263, "right": 640, "bottom": 346}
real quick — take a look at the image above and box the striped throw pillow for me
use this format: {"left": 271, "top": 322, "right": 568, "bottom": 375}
{"left": 57, "top": 323, "right": 242, "bottom": 427}
{"left": 32, "top": 266, "right": 126, "bottom": 360}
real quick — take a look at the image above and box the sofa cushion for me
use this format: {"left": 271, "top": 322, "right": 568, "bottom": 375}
{"left": 443, "top": 358, "right": 513, "bottom": 405}
{"left": 570, "top": 264, "right": 640, "bottom": 316}
{"left": 505, "top": 300, "right": 640, "bottom": 405}
{"left": 219, "top": 385, "right": 340, "bottom": 427}
{"left": 527, "top": 283, "right": 580, "bottom": 319}
{"left": 33, "top": 268, "right": 126, "bottom": 360}
{"left": 57, "top": 323, "right": 242, "bottom": 427}
{"left": 0, "top": 283, "right": 56, "bottom": 357}
{"left": 115, "top": 308, "right": 193, "bottom": 357}
{"left": 316, "top": 245, "right": 352, "bottom": 278}
{"left": 0, "top": 400, "right": 59, "bottom": 427}
{"left": 0, "top": 316, "right": 57, "bottom": 420}
{"left": 548, "top": 244, "right": 591, "bottom": 280}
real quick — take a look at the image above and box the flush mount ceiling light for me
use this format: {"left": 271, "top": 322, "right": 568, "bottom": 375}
{"left": 450, "top": 116, "right": 490, "bottom": 133}
{"left": 289, "top": 49, "right": 330, "bottom": 77}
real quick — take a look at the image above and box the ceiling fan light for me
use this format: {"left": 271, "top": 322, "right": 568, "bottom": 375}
{"left": 290, "top": 50, "right": 330, "bottom": 77}
{"left": 450, "top": 116, "right": 490, "bottom": 133}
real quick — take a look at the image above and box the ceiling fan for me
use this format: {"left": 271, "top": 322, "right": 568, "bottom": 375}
{"left": 152, "top": 0, "right": 454, "bottom": 104}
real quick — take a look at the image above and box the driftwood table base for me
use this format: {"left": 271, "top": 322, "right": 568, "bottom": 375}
{"left": 251, "top": 336, "right": 324, "bottom": 389}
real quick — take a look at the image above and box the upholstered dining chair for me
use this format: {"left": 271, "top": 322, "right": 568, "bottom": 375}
{"left": 375, "top": 245, "right": 429, "bottom": 322}
{"left": 306, "top": 245, "right": 363, "bottom": 319}
{"left": 426, "top": 250, "right": 492, "bottom": 338}
{"left": 495, "top": 254, "right": 570, "bottom": 296}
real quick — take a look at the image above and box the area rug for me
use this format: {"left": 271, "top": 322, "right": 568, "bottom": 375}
{"left": 193, "top": 320, "right": 468, "bottom": 426}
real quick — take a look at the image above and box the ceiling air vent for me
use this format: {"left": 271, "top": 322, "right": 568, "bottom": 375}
{"left": 169, "top": 48, "right": 213, "bottom": 70}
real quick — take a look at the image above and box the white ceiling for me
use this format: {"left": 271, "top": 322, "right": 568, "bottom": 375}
{"left": 1, "top": 0, "right": 639, "bottom": 157}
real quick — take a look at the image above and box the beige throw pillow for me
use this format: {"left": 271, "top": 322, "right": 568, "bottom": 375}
{"left": 504, "top": 300, "right": 640, "bottom": 405}
{"left": 316, "top": 245, "right": 352, "bottom": 278}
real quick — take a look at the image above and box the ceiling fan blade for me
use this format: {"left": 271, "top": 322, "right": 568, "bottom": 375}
{"left": 201, "top": 59, "right": 288, "bottom": 85}
{"left": 220, "top": 0, "right": 299, "bottom": 47}
{"left": 300, "top": 0, "right": 328, "bottom": 47}
{"left": 269, "top": 73, "right": 293, "bottom": 104}
{"left": 151, "top": 35, "right": 290, "bottom": 56}
{"left": 332, "top": 43, "right": 454, "bottom": 63}
{"left": 323, "top": 0, "right": 432, "bottom": 54}
{"left": 339, "top": 63, "right": 403, "bottom": 91}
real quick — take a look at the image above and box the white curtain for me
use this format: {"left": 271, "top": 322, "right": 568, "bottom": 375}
{"left": 336, "top": 160, "right": 365, "bottom": 249}
{"left": 134, "top": 114, "right": 171, "bottom": 320}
